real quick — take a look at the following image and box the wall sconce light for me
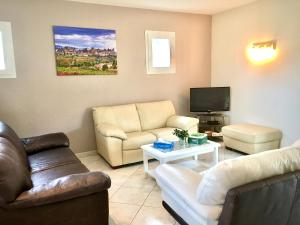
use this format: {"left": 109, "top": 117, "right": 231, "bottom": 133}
{"left": 247, "top": 40, "right": 278, "bottom": 64}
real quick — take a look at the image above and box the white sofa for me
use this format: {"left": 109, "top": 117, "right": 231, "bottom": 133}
{"left": 92, "top": 100, "right": 199, "bottom": 167}
{"left": 155, "top": 140, "right": 300, "bottom": 225}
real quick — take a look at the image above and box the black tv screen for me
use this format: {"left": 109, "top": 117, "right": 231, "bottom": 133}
{"left": 190, "top": 87, "right": 230, "bottom": 112}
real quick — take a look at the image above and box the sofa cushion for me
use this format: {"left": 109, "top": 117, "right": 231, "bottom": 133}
{"left": 136, "top": 101, "right": 176, "bottom": 130}
{"left": 22, "top": 133, "right": 70, "bottom": 155}
{"left": 197, "top": 145, "right": 300, "bottom": 205}
{"left": 93, "top": 104, "right": 141, "bottom": 133}
{"left": 0, "top": 121, "right": 29, "bottom": 169}
{"left": 28, "top": 147, "right": 81, "bottom": 173}
{"left": 148, "top": 127, "right": 177, "bottom": 140}
{"left": 0, "top": 137, "right": 32, "bottom": 205}
{"left": 31, "top": 162, "right": 88, "bottom": 187}
{"left": 166, "top": 115, "right": 199, "bottom": 130}
{"left": 123, "top": 131, "right": 156, "bottom": 150}
{"left": 155, "top": 164, "right": 222, "bottom": 221}
{"left": 222, "top": 123, "right": 282, "bottom": 143}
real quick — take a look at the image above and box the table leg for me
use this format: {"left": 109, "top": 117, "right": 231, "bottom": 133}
{"left": 143, "top": 152, "right": 149, "bottom": 173}
{"left": 213, "top": 146, "right": 219, "bottom": 165}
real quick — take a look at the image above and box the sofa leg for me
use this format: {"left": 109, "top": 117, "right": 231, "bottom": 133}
{"left": 225, "top": 146, "right": 248, "bottom": 155}
{"left": 162, "top": 201, "right": 188, "bottom": 225}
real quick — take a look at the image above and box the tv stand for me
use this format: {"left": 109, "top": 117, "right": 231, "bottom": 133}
{"left": 197, "top": 112, "right": 224, "bottom": 116}
{"left": 197, "top": 113, "right": 229, "bottom": 141}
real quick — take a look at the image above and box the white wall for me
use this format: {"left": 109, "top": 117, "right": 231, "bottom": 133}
{"left": 212, "top": 0, "right": 300, "bottom": 146}
{"left": 0, "top": 0, "right": 211, "bottom": 153}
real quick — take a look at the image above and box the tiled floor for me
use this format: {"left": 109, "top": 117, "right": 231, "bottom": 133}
{"left": 77, "top": 143, "right": 242, "bottom": 225}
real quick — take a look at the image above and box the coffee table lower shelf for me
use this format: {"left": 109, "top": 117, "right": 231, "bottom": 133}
{"left": 142, "top": 140, "right": 220, "bottom": 177}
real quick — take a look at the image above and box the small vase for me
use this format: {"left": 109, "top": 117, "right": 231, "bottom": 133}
{"left": 179, "top": 138, "right": 187, "bottom": 146}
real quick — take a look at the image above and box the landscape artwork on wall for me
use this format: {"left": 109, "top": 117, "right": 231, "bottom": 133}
{"left": 53, "top": 26, "right": 117, "bottom": 76}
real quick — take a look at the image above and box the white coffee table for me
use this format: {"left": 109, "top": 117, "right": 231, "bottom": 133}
{"left": 141, "top": 140, "right": 220, "bottom": 177}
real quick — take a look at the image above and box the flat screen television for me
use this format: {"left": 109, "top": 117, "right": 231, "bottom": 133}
{"left": 190, "top": 87, "right": 230, "bottom": 112}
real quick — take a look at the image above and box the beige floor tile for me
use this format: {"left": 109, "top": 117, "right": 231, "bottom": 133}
{"left": 144, "top": 188, "right": 163, "bottom": 207}
{"left": 109, "top": 184, "right": 121, "bottom": 199}
{"left": 134, "top": 160, "right": 160, "bottom": 175}
{"left": 225, "top": 150, "right": 243, "bottom": 160}
{"left": 83, "top": 159, "right": 113, "bottom": 172}
{"left": 105, "top": 170, "right": 131, "bottom": 186}
{"left": 79, "top": 154, "right": 101, "bottom": 163}
{"left": 131, "top": 206, "right": 175, "bottom": 225}
{"left": 123, "top": 173, "right": 156, "bottom": 191}
{"left": 153, "top": 184, "right": 161, "bottom": 191}
{"left": 114, "top": 164, "right": 142, "bottom": 176}
{"left": 109, "top": 202, "right": 140, "bottom": 225}
{"left": 109, "top": 217, "right": 117, "bottom": 225}
{"left": 76, "top": 150, "right": 98, "bottom": 158}
{"left": 110, "top": 186, "right": 151, "bottom": 205}
{"left": 79, "top": 154, "right": 113, "bottom": 171}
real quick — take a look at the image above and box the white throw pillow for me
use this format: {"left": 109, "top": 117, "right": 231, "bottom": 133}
{"left": 197, "top": 146, "right": 300, "bottom": 205}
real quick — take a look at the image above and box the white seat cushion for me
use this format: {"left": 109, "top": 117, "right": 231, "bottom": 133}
{"left": 222, "top": 123, "right": 282, "bottom": 143}
{"left": 123, "top": 131, "right": 156, "bottom": 150}
{"left": 197, "top": 145, "right": 300, "bottom": 205}
{"left": 155, "top": 164, "right": 223, "bottom": 222}
{"left": 147, "top": 127, "right": 177, "bottom": 140}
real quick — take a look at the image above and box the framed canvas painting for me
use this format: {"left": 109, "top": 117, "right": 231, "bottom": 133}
{"left": 53, "top": 26, "right": 117, "bottom": 76}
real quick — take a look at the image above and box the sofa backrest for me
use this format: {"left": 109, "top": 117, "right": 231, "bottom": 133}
{"left": 0, "top": 121, "right": 29, "bottom": 169}
{"left": 93, "top": 104, "right": 142, "bottom": 133}
{"left": 197, "top": 145, "right": 300, "bottom": 205}
{"left": 0, "top": 137, "right": 32, "bottom": 206}
{"left": 136, "top": 101, "right": 176, "bottom": 131}
{"left": 218, "top": 170, "right": 300, "bottom": 225}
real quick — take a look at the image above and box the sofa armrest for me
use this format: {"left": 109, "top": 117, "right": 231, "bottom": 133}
{"left": 96, "top": 123, "right": 127, "bottom": 140}
{"left": 7, "top": 172, "right": 111, "bottom": 209}
{"left": 218, "top": 171, "right": 300, "bottom": 225}
{"left": 21, "top": 132, "right": 69, "bottom": 155}
{"left": 167, "top": 115, "right": 199, "bottom": 130}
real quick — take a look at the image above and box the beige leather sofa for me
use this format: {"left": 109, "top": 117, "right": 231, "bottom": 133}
{"left": 92, "top": 100, "right": 199, "bottom": 167}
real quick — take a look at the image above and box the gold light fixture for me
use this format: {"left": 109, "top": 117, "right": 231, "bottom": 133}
{"left": 247, "top": 40, "right": 278, "bottom": 64}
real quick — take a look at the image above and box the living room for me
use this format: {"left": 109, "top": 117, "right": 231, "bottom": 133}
{"left": 0, "top": 0, "right": 299, "bottom": 225}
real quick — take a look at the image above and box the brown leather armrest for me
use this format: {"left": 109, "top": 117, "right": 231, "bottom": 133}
{"left": 21, "top": 132, "right": 70, "bottom": 155}
{"left": 218, "top": 171, "right": 300, "bottom": 225}
{"left": 7, "top": 172, "right": 111, "bottom": 209}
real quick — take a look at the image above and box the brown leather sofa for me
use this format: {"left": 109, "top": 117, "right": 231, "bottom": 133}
{"left": 0, "top": 121, "right": 111, "bottom": 225}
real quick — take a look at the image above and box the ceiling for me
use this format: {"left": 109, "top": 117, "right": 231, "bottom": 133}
{"left": 68, "top": 0, "right": 259, "bottom": 15}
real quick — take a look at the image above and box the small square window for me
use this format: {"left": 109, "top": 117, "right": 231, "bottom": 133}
{"left": 151, "top": 38, "right": 170, "bottom": 68}
{"left": 0, "top": 21, "right": 16, "bottom": 78}
{"left": 145, "top": 30, "right": 175, "bottom": 74}
{"left": 0, "top": 32, "right": 5, "bottom": 70}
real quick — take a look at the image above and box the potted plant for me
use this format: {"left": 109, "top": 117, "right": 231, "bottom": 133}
{"left": 173, "top": 129, "right": 189, "bottom": 145}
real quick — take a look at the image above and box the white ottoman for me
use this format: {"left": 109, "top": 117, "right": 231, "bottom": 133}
{"left": 222, "top": 123, "right": 282, "bottom": 154}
